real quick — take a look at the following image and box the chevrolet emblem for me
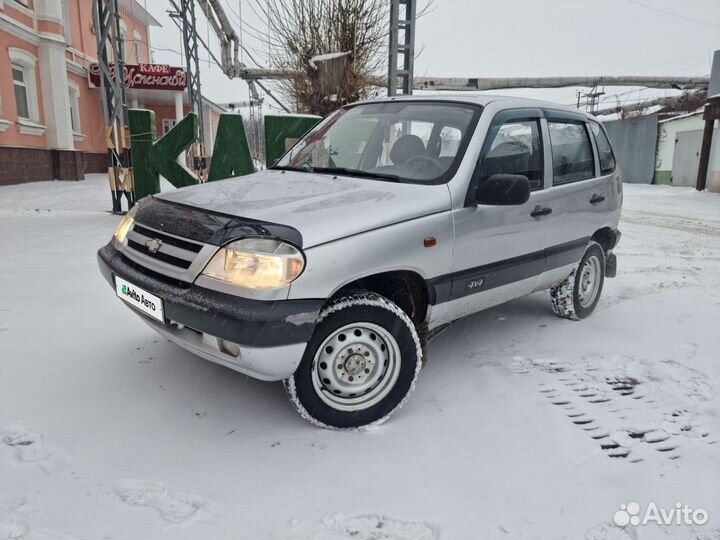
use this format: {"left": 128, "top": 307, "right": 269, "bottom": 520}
{"left": 144, "top": 238, "right": 163, "bottom": 254}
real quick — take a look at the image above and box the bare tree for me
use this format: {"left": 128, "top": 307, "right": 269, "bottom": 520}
{"left": 265, "top": 0, "right": 428, "bottom": 116}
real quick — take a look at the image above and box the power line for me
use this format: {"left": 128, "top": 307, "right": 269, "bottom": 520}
{"left": 622, "top": 0, "right": 720, "bottom": 29}
{"left": 221, "top": 0, "right": 273, "bottom": 43}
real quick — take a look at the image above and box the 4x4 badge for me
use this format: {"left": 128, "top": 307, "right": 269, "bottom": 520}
{"left": 467, "top": 278, "right": 485, "bottom": 290}
{"left": 144, "top": 238, "right": 163, "bottom": 254}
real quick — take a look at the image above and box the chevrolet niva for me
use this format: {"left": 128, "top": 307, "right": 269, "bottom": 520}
{"left": 98, "top": 95, "right": 622, "bottom": 429}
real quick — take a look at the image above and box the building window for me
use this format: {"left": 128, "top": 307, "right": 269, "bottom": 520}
{"left": 61, "top": 0, "right": 73, "bottom": 46}
{"left": 12, "top": 66, "right": 30, "bottom": 119}
{"left": 68, "top": 82, "right": 81, "bottom": 133}
{"left": 119, "top": 19, "right": 129, "bottom": 61}
{"left": 132, "top": 30, "right": 142, "bottom": 63}
{"left": 162, "top": 119, "right": 177, "bottom": 135}
{"left": 8, "top": 48, "right": 40, "bottom": 123}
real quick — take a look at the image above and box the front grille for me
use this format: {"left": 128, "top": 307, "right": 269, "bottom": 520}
{"left": 124, "top": 223, "right": 206, "bottom": 273}
{"left": 127, "top": 239, "right": 193, "bottom": 269}
{"left": 133, "top": 225, "right": 203, "bottom": 253}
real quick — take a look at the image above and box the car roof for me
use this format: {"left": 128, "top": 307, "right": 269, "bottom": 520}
{"left": 361, "top": 93, "right": 595, "bottom": 119}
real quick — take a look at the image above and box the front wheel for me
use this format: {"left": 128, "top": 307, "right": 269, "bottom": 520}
{"left": 285, "top": 291, "right": 422, "bottom": 429}
{"left": 550, "top": 241, "right": 605, "bottom": 320}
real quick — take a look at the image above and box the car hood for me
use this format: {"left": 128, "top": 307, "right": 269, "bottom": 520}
{"left": 155, "top": 169, "right": 451, "bottom": 247}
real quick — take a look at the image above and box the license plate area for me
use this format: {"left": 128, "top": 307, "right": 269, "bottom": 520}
{"left": 114, "top": 275, "right": 165, "bottom": 322}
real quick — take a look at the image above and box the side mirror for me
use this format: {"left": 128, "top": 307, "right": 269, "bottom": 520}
{"left": 476, "top": 174, "right": 531, "bottom": 206}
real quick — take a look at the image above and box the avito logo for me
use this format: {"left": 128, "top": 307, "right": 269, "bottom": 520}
{"left": 120, "top": 284, "right": 157, "bottom": 312}
{"left": 614, "top": 502, "right": 709, "bottom": 527}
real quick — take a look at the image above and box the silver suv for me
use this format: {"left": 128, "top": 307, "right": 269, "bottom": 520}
{"left": 98, "top": 95, "right": 622, "bottom": 429}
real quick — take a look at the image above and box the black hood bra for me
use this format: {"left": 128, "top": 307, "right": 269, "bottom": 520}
{"left": 134, "top": 196, "right": 304, "bottom": 248}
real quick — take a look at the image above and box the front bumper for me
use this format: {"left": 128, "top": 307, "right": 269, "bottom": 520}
{"left": 97, "top": 243, "right": 323, "bottom": 380}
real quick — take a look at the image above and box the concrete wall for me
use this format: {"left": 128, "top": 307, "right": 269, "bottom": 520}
{"left": 603, "top": 114, "right": 658, "bottom": 184}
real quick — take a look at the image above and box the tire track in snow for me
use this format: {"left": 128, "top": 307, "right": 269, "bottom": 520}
{"left": 512, "top": 356, "right": 716, "bottom": 463}
{"left": 621, "top": 210, "right": 720, "bottom": 237}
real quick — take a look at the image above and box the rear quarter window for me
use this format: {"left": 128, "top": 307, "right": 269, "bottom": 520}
{"left": 548, "top": 121, "right": 595, "bottom": 185}
{"left": 590, "top": 122, "right": 616, "bottom": 175}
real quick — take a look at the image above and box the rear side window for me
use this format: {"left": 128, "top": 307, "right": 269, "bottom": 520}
{"left": 590, "top": 122, "right": 616, "bottom": 175}
{"left": 548, "top": 121, "right": 595, "bottom": 185}
{"left": 438, "top": 126, "right": 462, "bottom": 157}
{"left": 476, "top": 120, "right": 543, "bottom": 190}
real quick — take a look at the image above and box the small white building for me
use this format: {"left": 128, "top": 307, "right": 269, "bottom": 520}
{"left": 655, "top": 111, "right": 720, "bottom": 190}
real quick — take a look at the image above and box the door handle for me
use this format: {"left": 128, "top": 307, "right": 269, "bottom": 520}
{"left": 531, "top": 206, "right": 553, "bottom": 218}
{"left": 590, "top": 194, "right": 606, "bottom": 204}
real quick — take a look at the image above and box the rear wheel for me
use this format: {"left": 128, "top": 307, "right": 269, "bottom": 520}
{"left": 550, "top": 241, "right": 605, "bottom": 320}
{"left": 285, "top": 291, "right": 422, "bottom": 429}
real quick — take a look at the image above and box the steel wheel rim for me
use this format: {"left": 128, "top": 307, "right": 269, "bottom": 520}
{"left": 578, "top": 255, "right": 601, "bottom": 308}
{"left": 311, "top": 322, "right": 401, "bottom": 412}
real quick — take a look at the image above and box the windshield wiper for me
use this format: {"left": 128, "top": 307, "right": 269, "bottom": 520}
{"left": 311, "top": 166, "right": 402, "bottom": 183}
{"left": 269, "top": 165, "right": 314, "bottom": 173}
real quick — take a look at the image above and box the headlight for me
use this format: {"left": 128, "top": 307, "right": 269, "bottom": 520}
{"left": 114, "top": 203, "right": 139, "bottom": 244}
{"left": 201, "top": 238, "right": 305, "bottom": 289}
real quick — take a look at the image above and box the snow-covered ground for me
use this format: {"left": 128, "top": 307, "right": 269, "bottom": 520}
{"left": 1, "top": 176, "right": 719, "bottom": 540}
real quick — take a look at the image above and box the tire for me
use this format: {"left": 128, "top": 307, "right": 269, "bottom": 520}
{"left": 285, "top": 291, "right": 422, "bottom": 430}
{"left": 550, "top": 241, "right": 605, "bottom": 320}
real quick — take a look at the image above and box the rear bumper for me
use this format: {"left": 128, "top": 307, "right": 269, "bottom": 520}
{"left": 97, "top": 243, "right": 323, "bottom": 380}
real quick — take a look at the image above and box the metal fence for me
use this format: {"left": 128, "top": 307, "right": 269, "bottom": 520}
{"left": 603, "top": 114, "right": 659, "bottom": 184}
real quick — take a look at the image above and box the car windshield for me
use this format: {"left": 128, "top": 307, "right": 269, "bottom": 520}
{"left": 273, "top": 101, "right": 482, "bottom": 184}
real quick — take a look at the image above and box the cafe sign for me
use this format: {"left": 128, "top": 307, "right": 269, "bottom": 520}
{"left": 88, "top": 63, "right": 187, "bottom": 91}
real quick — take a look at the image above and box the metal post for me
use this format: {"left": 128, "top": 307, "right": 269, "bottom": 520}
{"left": 179, "top": 0, "right": 206, "bottom": 176}
{"left": 388, "top": 0, "right": 415, "bottom": 96}
{"left": 175, "top": 91, "right": 185, "bottom": 166}
{"left": 93, "top": 0, "right": 133, "bottom": 213}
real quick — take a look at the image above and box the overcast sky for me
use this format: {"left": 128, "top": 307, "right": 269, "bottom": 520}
{"left": 146, "top": 0, "right": 719, "bottom": 114}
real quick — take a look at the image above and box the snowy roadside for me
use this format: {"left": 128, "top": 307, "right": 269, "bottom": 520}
{"left": 0, "top": 177, "right": 718, "bottom": 540}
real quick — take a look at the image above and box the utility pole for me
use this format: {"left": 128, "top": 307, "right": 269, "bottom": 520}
{"left": 387, "top": 0, "right": 416, "bottom": 96}
{"left": 696, "top": 96, "right": 720, "bottom": 191}
{"left": 584, "top": 86, "right": 605, "bottom": 114}
{"left": 93, "top": 0, "right": 133, "bottom": 213}
{"left": 178, "top": 0, "right": 206, "bottom": 178}
{"left": 696, "top": 50, "right": 720, "bottom": 192}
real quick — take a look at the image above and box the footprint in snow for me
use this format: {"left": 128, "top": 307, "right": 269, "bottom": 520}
{"left": 0, "top": 517, "right": 28, "bottom": 540}
{"left": 290, "top": 513, "right": 440, "bottom": 540}
{"left": 689, "top": 528, "right": 720, "bottom": 540}
{"left": 114, "top": 479, "right": 209, "bottom": 524}
{"left": 584, "top": 521, "right": 637, "bottom": 540}
{"left": 0, "top": 505, "right": 76, "bottom": 540}
{"left": 0, "top": 425, "right": 70, "bottom": 474}
{"left": 1, "top": 426, "right": 51, "bottom": 463}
